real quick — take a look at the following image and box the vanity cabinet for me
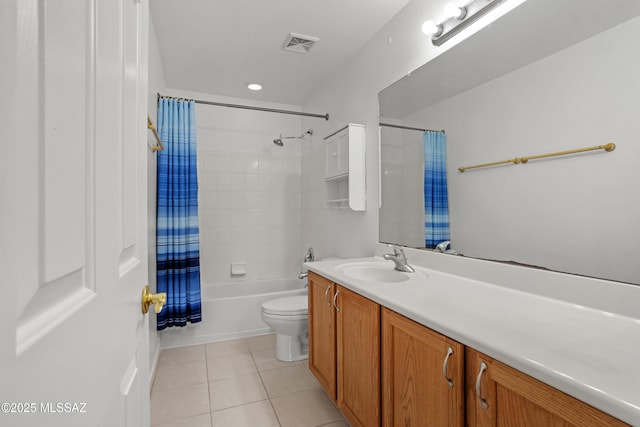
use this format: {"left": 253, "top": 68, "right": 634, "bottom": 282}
{"left": 381, "top": 308, "right": 464, "bottom": 427}
{"left": 309, "top": 271, "right": 629, "bottom": 426}
{"left": 465, "top": 348, "right": 628, "bottom": 427}
{"left": 323, "top": 124, "right": 366, "bottom": 210}
{"left": 307, "top": 271, "right": 380, "bottom": 427}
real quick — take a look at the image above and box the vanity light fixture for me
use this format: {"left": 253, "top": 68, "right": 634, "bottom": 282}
{"left": 421, "top": 20, "right": 443, "bottom": 37}
{"left": 443, "top": 2, "right": 467, "bottom": 20}
{"left": 247, "top": 83, "right": 262, "bottom": 91}
{"left": 423, "top": 0, "right": 508, "bottom": 46}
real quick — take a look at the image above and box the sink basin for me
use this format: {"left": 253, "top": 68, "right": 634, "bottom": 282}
{"left": 336, "top": 261, "right": 422, "bottom": 283}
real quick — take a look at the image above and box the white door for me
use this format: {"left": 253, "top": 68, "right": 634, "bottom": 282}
{"left": 1, "top": 1, "right": 151, "bottom": 426}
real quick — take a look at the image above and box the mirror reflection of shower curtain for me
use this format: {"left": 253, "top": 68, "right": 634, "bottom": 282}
{"left": 424, "top": 131, "right": 450, "bottom": 249}
{"left": 156, "top": 98, "right": 202, "bottom": 330}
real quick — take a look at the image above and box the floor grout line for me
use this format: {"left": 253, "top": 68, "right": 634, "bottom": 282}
{"left": 250, "top": 348, "right": 283, "bottom": 427}
{"left": 204, "top": 347, "right": 213, "bottom": 427}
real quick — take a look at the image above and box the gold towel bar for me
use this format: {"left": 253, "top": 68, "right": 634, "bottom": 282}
{"left": 147, "top": 116, "right": 164, "bottom": 152}
{"left": 458, "top": 143, "right": 615, "bottom": 173}
{"left": 458, "top": 157, "right": 522, "bottom": 172}
{"left": 519, "top": 143, "right": 615, "bottom": 163}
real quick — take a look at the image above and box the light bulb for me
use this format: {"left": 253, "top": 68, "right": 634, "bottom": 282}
{"left": 443, "top": 2, "right": 467, "bottom": 19}
{"left": 247, "top": 83, "right": 262, "bottom": 91}
{"left": 421, "top": 20, "right": 442, "bottom": 36}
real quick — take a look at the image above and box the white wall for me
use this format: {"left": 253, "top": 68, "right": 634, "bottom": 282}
{"left": 404, "top": 17, "right": 640, "bottom": 284}
{"left": 159, "top": 89, "right": 307, "bottom": 284}
{"left": 300, "top": 0, "right": 520, "bottom": 258}
{"left": 147, "top": 17, "right": 165, "bottom": 378}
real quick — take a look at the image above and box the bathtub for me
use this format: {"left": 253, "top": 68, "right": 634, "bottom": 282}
{"left": 159, "top": 278, "right": 307, "bottom": 349}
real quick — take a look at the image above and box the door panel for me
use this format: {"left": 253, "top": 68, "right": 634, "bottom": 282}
{"left": 308, "top": 272, "right": 336, "bottom": 400}
{"left": 121, "top": 0, "right": 141, "bottom": 255}
{"left": 382, "top": 308, "right": 464, "bottom": 427}
{"left": 465, "top": 348, "right": 628, "bottom": 427}
{"left": 3, "top": 0, "right": 150, "bottom": 426}
{"left": 15, "top": 0, "right": 95, "bottom": 356}
{"left": 336, "top": 285, "right": 380, "bottom": 427}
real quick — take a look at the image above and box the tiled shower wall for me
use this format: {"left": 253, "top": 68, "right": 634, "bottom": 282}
{"left": 156, "top": 90, "right": 309, "bottom": 284}
{"left": 379, "top": 127, "right": 424, "bottom": 248}
{"left": 198, "top": 150, "right": 302, "bottom": 282}
{"left": 300, "top": 142, "right": 327, "bottom": 260}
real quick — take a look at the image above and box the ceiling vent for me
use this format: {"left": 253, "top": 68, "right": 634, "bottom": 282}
{"left": 283, "top": 33, "right": 319, "bottom": 54}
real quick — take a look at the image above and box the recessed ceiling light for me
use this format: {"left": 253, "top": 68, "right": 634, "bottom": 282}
{"left": 247, "top": 83, "right": 262, "bottom": 91}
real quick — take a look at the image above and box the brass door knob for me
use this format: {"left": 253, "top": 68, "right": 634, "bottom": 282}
{"left": 142, "top": 285, "right": 167, "bottom": 314}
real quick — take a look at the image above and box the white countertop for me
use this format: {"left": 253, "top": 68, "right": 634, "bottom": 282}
{"left": 306, "top": 255, "right": 640, "bottom": 426}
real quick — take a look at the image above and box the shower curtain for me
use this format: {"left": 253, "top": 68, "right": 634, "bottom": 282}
{"left": 424, "top": 130, "right": 450, "bottom": 249}
{"left": 156, "top": 98, "right": 202, "bottom": 330}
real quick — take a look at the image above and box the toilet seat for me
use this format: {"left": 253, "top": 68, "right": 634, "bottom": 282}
{"left": 261, "top": 296, "right": 307, "bottom": 316}
{"left": 261, "top": 312, "right": 308, "bottom": 322}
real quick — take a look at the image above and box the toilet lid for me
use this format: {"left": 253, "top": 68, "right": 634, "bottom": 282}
{"left": 262, "top": 296, "right": 308, "bottom": 316}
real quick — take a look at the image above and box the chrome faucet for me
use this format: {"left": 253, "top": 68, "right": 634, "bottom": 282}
{"left": 434, "top": 240, "right": 456, "bottom": 254}
{"left": 434, "top": 241, "right": 451, "bottom": 252}
{"left": 383, "top": 244, "right": 415, "bottom": 273}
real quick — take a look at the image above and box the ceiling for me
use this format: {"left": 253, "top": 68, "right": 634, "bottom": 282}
{"left": 150, "top": 0, "right": 413, "bottom": 106}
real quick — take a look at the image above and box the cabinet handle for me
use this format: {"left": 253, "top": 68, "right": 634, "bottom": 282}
{"left": 333, "top": 289, "right": 341, "bottom": 312}
{"left": 324, "top": 284, "right": 332, "bottom": 306}
{"left": 442, "top": 346, "right": 454, "bottom": 388}
{"left": 475, "top": 362, "right": 489, "bottom": 410}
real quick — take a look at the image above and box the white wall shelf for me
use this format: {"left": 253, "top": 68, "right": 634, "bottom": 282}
{"left": 324, "top": 123, "right": 366, "bottom": 211}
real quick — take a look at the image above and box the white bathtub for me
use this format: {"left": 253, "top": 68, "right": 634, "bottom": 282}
{"left": 159, "top": 278, "right": 307, "bottom": 349}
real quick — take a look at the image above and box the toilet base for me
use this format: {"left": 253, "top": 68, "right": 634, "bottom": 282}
{"left": 275, "top": 332, "right": 309, "bottom": 362}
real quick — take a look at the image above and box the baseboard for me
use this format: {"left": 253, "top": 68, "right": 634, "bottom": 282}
{"left": 149, "top": 342, "right": 160, "bottom": 392}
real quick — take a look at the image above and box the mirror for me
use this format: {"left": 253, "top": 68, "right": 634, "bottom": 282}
{"left": 379, "top": 0, "right": 640, "bottom": 285}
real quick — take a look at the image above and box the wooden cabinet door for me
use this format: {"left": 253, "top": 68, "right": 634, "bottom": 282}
{"left": 308, "top": 272, "right": 337, "bottom": 400}
{"left": 336, "top": 285, "right": 381, "bottom": 427}
{"left": 381, "top": 308, "right": 464, "bottom": 427}
{"left": 465, "top": 348, "right": 629, "bottom": 427}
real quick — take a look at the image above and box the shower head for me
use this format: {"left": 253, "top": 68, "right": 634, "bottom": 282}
{"left": 272, "top": 129, "right": 313, "bottom": 147}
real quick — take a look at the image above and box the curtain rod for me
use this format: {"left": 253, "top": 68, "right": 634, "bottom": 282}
{"left": 157, "top": 93, "right": 329, "bottom": 121}
{"left": 379, "top": 122, "right": 445, "bottom": 133}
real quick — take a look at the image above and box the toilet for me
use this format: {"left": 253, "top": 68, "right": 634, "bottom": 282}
{"left": 260, "top": 295, "right": 308, "bottom": 362}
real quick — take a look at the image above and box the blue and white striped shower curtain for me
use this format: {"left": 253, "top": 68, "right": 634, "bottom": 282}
{"left": 156, "top": 98, "right": 202, "bottom": 330}
{"left": 424, "top": 131, "right": 450, "bottom": 248}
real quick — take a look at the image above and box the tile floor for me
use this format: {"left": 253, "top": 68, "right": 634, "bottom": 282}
{"left": 151, "top": 334, "right": 349, "bottom": 426}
